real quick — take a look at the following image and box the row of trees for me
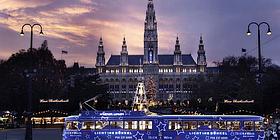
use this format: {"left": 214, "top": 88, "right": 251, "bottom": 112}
{"left": 196, "top": 56, "right": 280, "bottom": 114}
{"left": 0, "top": 41, "right": 109, "bottom": 115}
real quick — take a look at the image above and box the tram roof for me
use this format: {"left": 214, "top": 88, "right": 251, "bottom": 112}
{"left": 64, "top": 111, "right": 263, "bottom": 121}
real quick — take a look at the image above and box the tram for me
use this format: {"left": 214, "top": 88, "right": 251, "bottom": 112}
{"left": 63, "top": 110, "right": 264, "bottom": 140}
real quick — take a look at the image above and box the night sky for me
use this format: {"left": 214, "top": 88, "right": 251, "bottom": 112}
{"left": 0, "top": 0, "right": 279, "bottom": 67}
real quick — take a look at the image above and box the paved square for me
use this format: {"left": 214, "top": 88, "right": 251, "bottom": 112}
{"left": 0, "top": 128, "right": 62, "bottom": 140}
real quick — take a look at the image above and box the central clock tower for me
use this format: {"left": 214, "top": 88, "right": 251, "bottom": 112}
{"left": 143, "top": 0, "right": 158, "bottom": 65}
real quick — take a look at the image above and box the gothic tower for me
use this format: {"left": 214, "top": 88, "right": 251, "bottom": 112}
{"left": 197, "top": 35, "right": 207, "bottom": 72}
{"left": 96, "top": 37, "right": 105, "bottom": 73}
{"left": 173, "top": 36, "right": 182, "bottom": 65}
{"left": 120, "top": 37, "right": 128, "bottom": 66}
{"left": 174, "top": 36, "right": 182, "bottom": 73}
{"left": 143, "top": 0, "right": 158, "bottom": 65}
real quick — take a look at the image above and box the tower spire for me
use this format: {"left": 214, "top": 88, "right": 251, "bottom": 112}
{"left": 122, "top": 37, "right": 126, "bottom": 46}
{"left": 176, "top": 35, "right": 180, "bottom": 46}
{"left": 199, "top": 34, "right": 203, "bottom": 44}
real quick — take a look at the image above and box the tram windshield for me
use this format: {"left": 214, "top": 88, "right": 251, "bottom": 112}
{"left": 66, "top": 121, "right": 79, "bottom": 130}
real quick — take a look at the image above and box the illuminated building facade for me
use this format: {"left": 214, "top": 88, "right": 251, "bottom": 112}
{"left": 95, "top": 0, "right": 208, "bottom": 102}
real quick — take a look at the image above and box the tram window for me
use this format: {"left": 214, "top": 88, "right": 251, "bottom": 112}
{"left": 217, "top": 121, "right": 227, "bottom": 130}
{"left": 182, "top": 121, "right": 189, "bottom": 130}
{"left": 110, "top": 121, "right": 123, "bottom": 129}
{"left": 190, "top": 121, "right": 197, "bottom": 130}
{"left": 181, "top": 121, "right": 197, "bottom": 130}
{"left": 255, "top": 121, "right": 264, "bottom": 131}
{"left": 169, "top": 121, "right": 175, "bottom": 130}
{"left": 82, "top": 122, "right": 95, "bottom": 130}
{"left": 147, "top": 121, "right": 152, "bottom": 130}
{"left": 139, "top": 121, "right": 152, "bottom": 130}
{"left": 227, "top": 121, "right": 240, "bottom": 130}
{"left": 244, "top": 121, "right": 254, "bottom": 131}
{"left": 198, "top": 121, "right": 211, "bottom": 129}
{"left": 212, "top": 121, "right": 219, "bottom": 129}
{"left": 124, "top": 121, "right": 132, "bottom": 129}
{"left": 132, "top": 121, "right": 138, "bottom": 130}
{"left": 95, "top": 121, "right": 109, "bottom": 130}
{"left": 66, "top": 121, "right": 79, "bottom": 130}
{"left": 168, "top": 121, "right": 182, "bottom": 130}
{"left": 124, "top": 121, "right": 138, "bottom": 130}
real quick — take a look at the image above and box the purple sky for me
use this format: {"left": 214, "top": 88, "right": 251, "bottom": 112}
{"left": 0, "top": 0, "right": 279, "bottom": 67}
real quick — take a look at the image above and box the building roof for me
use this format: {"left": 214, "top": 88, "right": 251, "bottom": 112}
{"left": 106, "top": 54, "right": 196, "bottom": 66}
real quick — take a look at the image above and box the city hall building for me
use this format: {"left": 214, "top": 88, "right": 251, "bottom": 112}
{"left": 95, "top": 0, "right": 208, "bottom": 102}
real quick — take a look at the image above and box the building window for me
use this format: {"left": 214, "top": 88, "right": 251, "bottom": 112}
{"left": 116, "top": 69, "right": 119, "bottom": 73}
{"left": 176, "top": 84, "right": 180, "bottom": 91}
{"left": 149, "top": 50, "right": 153, "bottom": 63}
{"left": 159, "top": 84, "right": 163, "bottom": 91}
{"left": 110, "top": 85, "right": 114, "bottom": 91}
{"left": 164, "top": 84, "right": 168, "bottom": 91}
{"left": 122, "top": 85, "right": 126, "bottom": 91}
{"left": 115, "top": 85, "right": 119, "bottom": 91}
{"left": 134, "top": 69, "right": 138, "bottom": 73}
{"left": 169, "top": 85, "right": 174, "bottom": 91}
{"left": 129, "top": 85, "right": 133, "bottom": 91}
{"left": 122, "top": 68, "right": 126, "bottom": 73}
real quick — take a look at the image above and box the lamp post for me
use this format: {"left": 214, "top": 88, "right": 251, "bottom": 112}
{"left": 20, "top": 23, "right": 43, "bottom": 140}
{"left": 246, "top": 22, "right": 271, "bottom": 76}
{"left": 246, "top": 22, "right": 271, "bottom": 115}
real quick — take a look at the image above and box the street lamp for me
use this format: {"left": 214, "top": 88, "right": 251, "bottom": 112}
{"left": 20, "top": 23, "right": 43, "bottom": 140}
{"left": 247, "top": 22, "right": 271, "bottom": 115}
{"left": 246, "top": 22, "right": 271, "bottom": 75}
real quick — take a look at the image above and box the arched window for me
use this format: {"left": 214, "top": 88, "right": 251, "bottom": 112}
{"left": 149, "top": 50, "right": 153, "bottom": 63}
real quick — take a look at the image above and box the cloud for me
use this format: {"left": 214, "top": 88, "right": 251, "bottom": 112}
{"left": 80, "top": 0, "right": 96, "bottom": 5}
{"left": 0, "top": 0, "right": 97, "bottom": 46}
{"left": 0, "top": 0, "right": 55, "bottom": 11}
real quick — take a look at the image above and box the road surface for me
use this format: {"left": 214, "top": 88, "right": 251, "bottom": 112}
{"left": 0, "top": 128, "right": 62, "bottom": 140}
